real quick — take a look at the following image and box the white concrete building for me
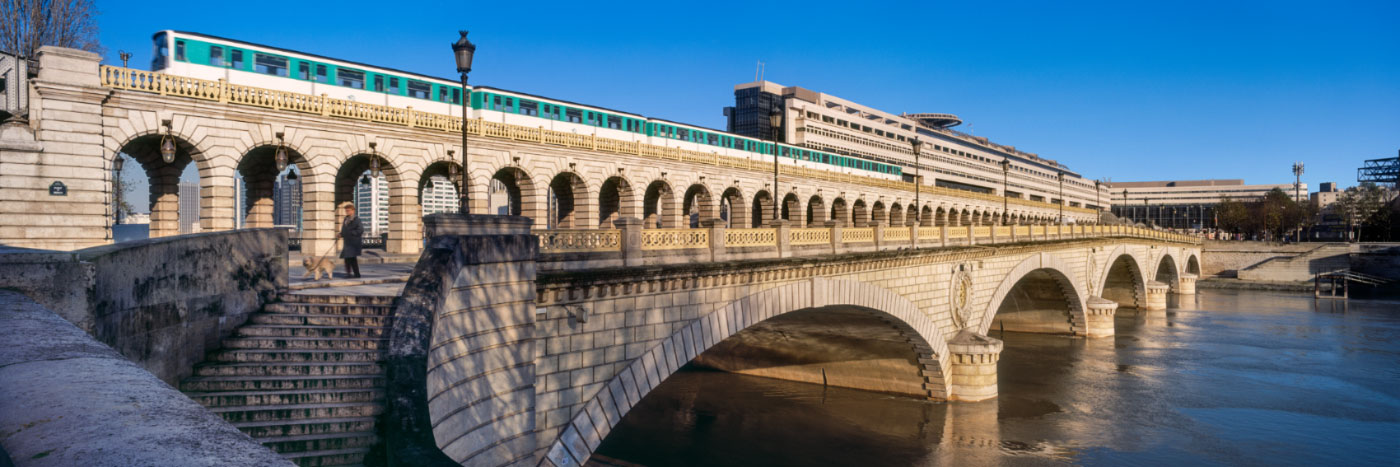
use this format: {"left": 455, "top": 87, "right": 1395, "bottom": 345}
{"left": 355, "top": 174, "right": 389, "bottom": 237}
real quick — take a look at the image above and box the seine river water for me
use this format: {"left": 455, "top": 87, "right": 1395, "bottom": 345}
{"left": 593, "top": 289, "right": 1400, "bottom": 466}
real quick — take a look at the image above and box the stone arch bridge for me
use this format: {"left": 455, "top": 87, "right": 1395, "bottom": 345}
{"left": 389, "top": 216, "right": 1201, "bottom": 466}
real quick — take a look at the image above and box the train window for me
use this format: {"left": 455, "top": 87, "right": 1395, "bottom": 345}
{"left": 339, "top": 69, "right": 364, "bottom": 89}
{"left": 314, "top": 65, "right": 329, "bottom": 83}
{"left": 175, "top": 41, "right": 186, "bottom": 61}
{"left": 209, "top": 46, "right": 224, "bottom": 67}
{"left": 388, "top": 78, "right": 400, "bottom": 94}
{"left": 708, "top": 134, "right": 718, "bottom": 145}
{"left": 373, "top": 76, "right": 384, "bottom": 92}
{"left": 254, "top": 54, "right": 287, "bottom": 77}
{"left": 566, "top": 109, "right": 581, "bottom": 123}
{"left": 677, "top": 128, "right": 689, "bottom": 141}
{"left": 452, "top": 89, "right": 461, "bottom": 104}
{"left": 438, "top": 87, "right": 449, "bottom": 102}
{"left": 230, "top": 50, "right": 243, "bottom": 69}
{"left": 608, "top": 116, "right": 621, "bottom": 130}
{"left": 407, "top": 80, "right": 430, "bottom": 99}
{"left": 517, "top": 99, "right": 539, "bottom": 116}
{"left": 492, "top": 95, "right": 503, "bottom": 110}
{"left": 298, "top": 62, "right": 309, "bottom": 80}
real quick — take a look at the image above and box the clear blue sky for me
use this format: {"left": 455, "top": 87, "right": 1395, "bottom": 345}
{"left": 99, "top": 0, "right": 1397, "bottom": 192}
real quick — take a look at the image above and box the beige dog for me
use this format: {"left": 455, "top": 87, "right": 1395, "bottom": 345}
{"left": 301, "top": 256, "right": 335, "bottom": 280}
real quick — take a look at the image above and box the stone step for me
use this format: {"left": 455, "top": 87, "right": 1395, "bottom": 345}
{"left": 210, "top": 401, "right": 384, "bottom": 424}
{"left": 281, "top": 447, "right": 372, "bottom": 467}
{"left": 220, "top": 336, "right": 388, "bottom": 351}
{"left": 233, "top": 417, "right": 377, "bottom": 438}
{"left": 260, "top": 432, "right": 380, "bottom": 455}
{"left": 186, "top": 388, "right": 385, "bottom": 407}
{"left": 206, "top": 349, "right": 386, "bottom": 364}
{"left": 280, "top": 293, "right": 397, "bottom": 306}
{"left": 251, "top": 313, "right": 389, "bottom": 327}
{"left": 237, "top": 324, "right": 387, "bottom": 339}
{"left": 180, "top": 374, "right": 384, "bottom": 392}
{"left": 264, "top": 302, "right": 393, "bottom": 316}
{"left": 194, "top": 362, "right": 384, "bottom": 377}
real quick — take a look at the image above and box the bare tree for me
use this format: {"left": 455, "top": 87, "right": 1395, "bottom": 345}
{"left": 0, "top": 0, "right": 102, "bottom": 56}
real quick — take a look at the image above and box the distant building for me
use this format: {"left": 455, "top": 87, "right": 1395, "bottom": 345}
{"left": 420, "top": 175, "right": 459, "bottom": 216}
{"left": 1111, "top": 179, "right": 1306, "bottom": 230}
{"left": 273, "top": 175, "right": 302, "bottom": 232}
{"left": 232, "top": 176, "right": 244, "bottom": 229}
{"left": 1311, "top": 182, "right": 1341, "bottom": 210}
{"left": 178, "top": 182, "right": 200, "bottom": 233}
{"left": 124, "top": 213, "right": 151, "bottom": 224}
{"left": 355, "top": 174, "right": 389, "bottom": 236}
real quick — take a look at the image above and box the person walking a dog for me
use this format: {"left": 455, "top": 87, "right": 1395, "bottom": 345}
{"left": 339, "top": 204, "right": 363, "bottom": 278}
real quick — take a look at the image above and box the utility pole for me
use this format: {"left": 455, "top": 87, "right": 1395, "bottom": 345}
{"left": 1293, "top": 162, "right": 1304, "bottom": 242}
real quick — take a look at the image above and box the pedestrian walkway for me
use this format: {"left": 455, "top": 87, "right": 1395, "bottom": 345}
{"left": 289, "top": 261, "right": 414, "bottom": 291}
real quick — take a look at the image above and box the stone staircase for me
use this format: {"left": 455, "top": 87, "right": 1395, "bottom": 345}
{"left": 179, "top": 292, "right": 397, "bottom": 467}
{"left": 1238, "top": 243, "right": 1352, "bottom": 282}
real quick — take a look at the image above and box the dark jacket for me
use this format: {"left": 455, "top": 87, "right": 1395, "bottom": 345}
{"left": 340, "top": 215, "right": 364, "bottom": 258}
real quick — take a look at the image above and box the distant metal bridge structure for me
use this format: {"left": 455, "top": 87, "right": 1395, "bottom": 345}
{"left": 1357, "top": 150, "right": 1399, "bottom": 188}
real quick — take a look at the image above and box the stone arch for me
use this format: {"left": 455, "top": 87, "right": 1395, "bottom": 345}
{"left": 805, "top": 195, "right": 827, "bottom": 226}
{"left": 781, "top": 192, "right": 802, "bottom": 226}
{"left": 920, "top": 204, "right": 934, "bottom": 227}
{"left": 548, "top": 171, "right": 591, "bottom": 229}
{"left": 643, "top": 179, "right": 678, "bottom": 229}
{"left": 889, "top": 202, "right": 904, "bottom": 227}
{"left": 488, "top": 166, "right": 540, "bottom": 222}
{"left": 418, "top": 160, "right": 462, "bottom": 217}
{"left": 976, "top": 252, "right": 1088, "bottom": 336}
{"left": 751, "top": 189, "right": 774, "bottom": 227}
{"left": 235, "top": 142, "right": 310, "bottom": 230}
{"left": 333, "top": 150, "right": 404, "bottom": 250}
{"left": 1186, "top": 253, "right": 1201, "bottom": 276}
{"left": 935, "top": 206, "right": 948, "bottom": 227}
{"left": 720, "top": 187, "right": 747, "bottom": 228}
{"left": 542, "top": 277, "right": 951, "bottom": 466}
{"left": 682, "top": 183, "right": 715, "bottom": 228}
{"left": 831, "top": 197, "right": 850, "bottom": 227}
{"left": 871, "top": 201, "right": 888, "bottom": 226}
{"left": 852, "top": 199, "right": 869, "bottom": 227}
{"left": 113, "top": 131, "right": 211, "bottom": 238}
{"left": 1155, "top": 253, "right": 1180, "bottom": 291}
{"left": 599, "top": 175, "right": 639, "bottom": 228}
{"left": 1098, "top": 245, "right": 1147, "bottom": 309}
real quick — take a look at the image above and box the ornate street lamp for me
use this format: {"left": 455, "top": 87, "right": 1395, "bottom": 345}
{"left": 1094, "top": 179, "right": 1102, "bottom": 224}
{"left": 911, "top": 137, "right": 922, "bottom": 225}
{"left": 769, "top": 111, "right": 781, "bottom": 225}
{"left": 368, "top": 142, "right": 381, "bottom": 178}
{"left": 159, "top": 119, "right": 176, "bottom": 164}
{"left": 118, "top": 50, "right": 131, "bottom": 68}
{"left": 1292, "top": 161, "right": 1304, "bottom": 241}
{"left": 113, "top": 155, "right": 124, "bottom": 224}
{"left": 1000, "top": 158, "right": 1011, "bottom": 225}
{"left": 452, "top": 31, "right": 476, "bottom": 215}
{"left": 1056, "top": 171, "right": 1065, "bottom": 225}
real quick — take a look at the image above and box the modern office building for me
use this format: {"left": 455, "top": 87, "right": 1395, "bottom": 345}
{"left": 724, "top": 81, "right": 1111, "bottom": 213}
{"left": 273, "top": 175, "right": 302, "bottom": 231}
{"left": 420, "top": 175, "right": 459, "bottom": 216}
{"left": 1311, "top": 182, "right": 1341, "bottom": 210}
{"left": 355, "top": 174, "right": 389, "bottom": 236}
{"left": 1111, "top": 179, "right": 1306, "bottom": 230}
{"left": 178, "top": 182, "right": 200, "bottom": 234}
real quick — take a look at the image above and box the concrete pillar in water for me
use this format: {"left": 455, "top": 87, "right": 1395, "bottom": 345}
{"left": 1145, "top": 280, "right": 1170, "bottom": 310}
{"left": 1176, "top": 274, "right": 1197, "bottom": 295}
{"left": 1083, "top": 297, "right": 1119, "bottom": 338}
{"left": 947, "top": 329, "right": 1003, "bottom": 402}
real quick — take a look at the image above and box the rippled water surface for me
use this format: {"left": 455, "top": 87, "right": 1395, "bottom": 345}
{"left": 594, "top": 290, "right": 1400, "bottom": 466}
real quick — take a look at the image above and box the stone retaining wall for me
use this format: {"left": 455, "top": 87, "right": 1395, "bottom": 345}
{"left": 0, "top": 290, "right": 290, "bottom": 467}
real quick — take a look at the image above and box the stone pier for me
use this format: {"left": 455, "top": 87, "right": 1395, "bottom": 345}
{"left": 1176, "top": 274, "right": 1197, "bottom": 295}
{"left": 1083, "top": 297, "right": 1119, "bottom": 338}
{"left": 1145, "top": 281, "right": 1170, "bottom": 311}
{"left": 946, "top": 330, "right": 1003, "bottom": 402}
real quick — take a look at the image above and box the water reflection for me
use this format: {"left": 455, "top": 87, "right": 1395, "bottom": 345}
{"left": 594, "top": 290, "right": 1400, "bottom": 466}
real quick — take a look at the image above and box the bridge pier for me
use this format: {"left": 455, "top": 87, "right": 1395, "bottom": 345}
{"left": 946, "top": 330, "right": 1003, "bottom": 402}
{"left": 1176, "top": 274, "right": 1197, "bottom": 295}
{"left": 1083, "top": 297, "right": 1119, "bottom": 338}
{"left": 1145, "top": 280, "right": 1170, "bottom": 310}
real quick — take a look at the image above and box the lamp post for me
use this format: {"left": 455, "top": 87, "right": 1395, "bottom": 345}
{"left": 118, "top": 50, "right": 131, "bottom": 68}
{"left": 1292, "top": 162, "right": 1304, "bottom": 241}
{"left": 1000, "top": 158, "right": 1011, "bottom": 225}
{"left": 769, "top": 111, "right": 781, "bottom": 225}
{"left": 452, "top": 31, "right": 476, "bottom": 215}
{"left": 159, "top": 119, "right": 176, "bottom": 164}
{"left": 1094, "top": 180, "right": 1102, "bottom": 224}
{"left": 113, "top": 155, "right": 124, "bottom": 224}
{"left": 1056, "top": 171, "right": 1065, "bottom": 225}
{"left": 911, "top": 137, "right": 921, "bottom": 225}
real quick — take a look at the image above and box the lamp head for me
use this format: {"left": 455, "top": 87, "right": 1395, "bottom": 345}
{"left": 452, "top": 30, "right": 477, "bottom": 75}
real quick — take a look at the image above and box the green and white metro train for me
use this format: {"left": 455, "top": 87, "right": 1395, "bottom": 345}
{"left": 149, "top": 30, "right": 904, "bottom": 179}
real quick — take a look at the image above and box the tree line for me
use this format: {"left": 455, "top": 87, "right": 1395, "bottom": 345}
{"left": 1216, "top": 183, "right": 1397, "bottom": 242}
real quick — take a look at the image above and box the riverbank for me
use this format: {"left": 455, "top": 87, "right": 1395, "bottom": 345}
{"left": 1197, "top": 277, "right": 1321, "bottom": 292}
